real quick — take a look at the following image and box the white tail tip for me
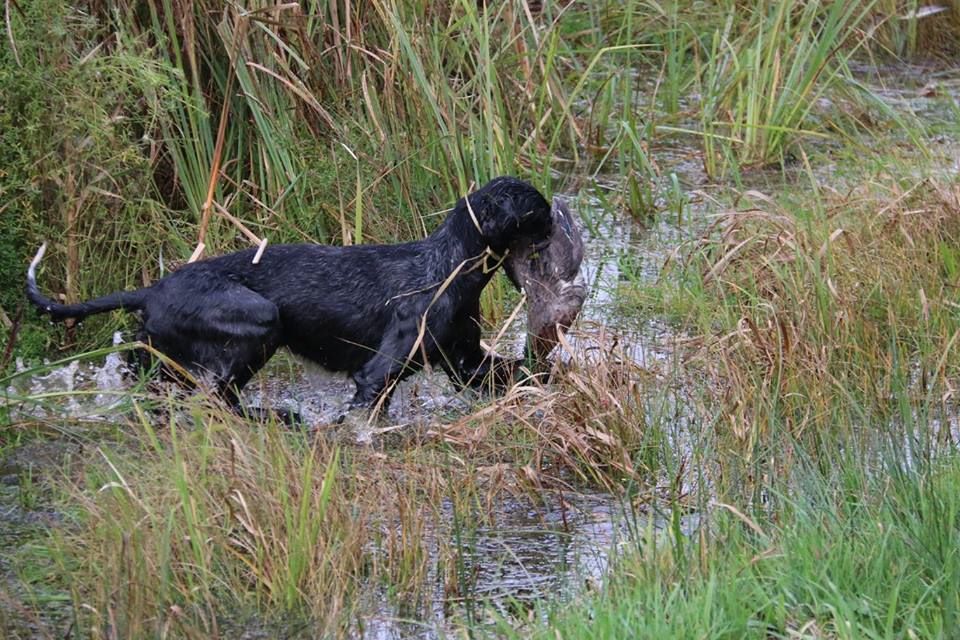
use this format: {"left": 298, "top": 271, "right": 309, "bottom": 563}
{"left": 28, "top": 242, "right": 47, "bottom": 280}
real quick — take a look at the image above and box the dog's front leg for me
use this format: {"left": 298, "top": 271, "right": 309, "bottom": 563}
{"left": 441, "top": 327, "right": 522, "bottom": 392}
{"left": 347, "top": 320, "right": 424, "bottom": 415}
{"left": 334, "top": 331, "right": 422, "bottom": 443}
{"left": 439, "top": 309, "right": 522, "bottom": 393}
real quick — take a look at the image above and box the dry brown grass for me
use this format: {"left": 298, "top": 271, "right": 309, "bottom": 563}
{"left": 436, "top": 326, "right": 664, "bottom": 492}
{"left": 678, "top": 178, "right": 960, "bottom": 444}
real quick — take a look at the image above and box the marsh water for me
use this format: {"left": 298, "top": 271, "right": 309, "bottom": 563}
{"left": 2, "top": 62, "right": 956, "bottom": 637}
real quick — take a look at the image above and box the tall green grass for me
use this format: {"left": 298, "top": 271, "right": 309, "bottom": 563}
{"left": 694, "top": 0, "right": 879, "bottom": 177}
{"left": 2, "top": 0, "right": 600, "bottom": 354}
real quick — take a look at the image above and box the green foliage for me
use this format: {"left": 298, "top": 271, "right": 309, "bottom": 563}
{"left": 0, "top": 0, "right": 178, "bottom": 354}
{"left": 695, "top": 0, "right": 879, "bottom": 177}
{"left": 3, "top": 0, "right": 590, "bottom": 361}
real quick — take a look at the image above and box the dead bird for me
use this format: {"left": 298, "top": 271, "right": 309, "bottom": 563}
{"left": 504, "top": 196, "right": 586, "bottom": 366}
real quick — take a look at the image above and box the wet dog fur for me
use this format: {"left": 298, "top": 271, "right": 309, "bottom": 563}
{"left": 26, "top": 177, "right": 553, "bottom": 422}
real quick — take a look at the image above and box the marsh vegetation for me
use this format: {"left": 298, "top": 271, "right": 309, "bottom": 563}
{"left": 2, "top": 0, "right": 960, "bottom": 637}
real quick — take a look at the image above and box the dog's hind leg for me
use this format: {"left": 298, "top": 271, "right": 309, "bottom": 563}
{"left": 141, "top": 280, "right": 285, "bottom": 421}
{"left": 209, "top": 328, "right": 290, "bottom": 424}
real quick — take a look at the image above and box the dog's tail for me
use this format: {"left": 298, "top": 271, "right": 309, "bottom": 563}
{"left": 27, "top": 243, "right": 147, "bottom": 322}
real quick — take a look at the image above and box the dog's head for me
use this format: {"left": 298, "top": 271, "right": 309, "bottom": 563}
{"left": 463, "top": 176, "right": 553, "bottom": 255}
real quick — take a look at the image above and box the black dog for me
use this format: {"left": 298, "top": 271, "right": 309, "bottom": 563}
{"left": 26, "top": 177, "right": 552, "bottom": 421}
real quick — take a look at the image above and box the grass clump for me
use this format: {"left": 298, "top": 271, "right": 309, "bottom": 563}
{"left": 436, "top": 328, "right": 684, "bottom": 492}
{"left": 694, "top": 0, "right": 879, "bottom": 177}
{"left": 52, "top": 412, "right": 366, "bottom": 637}
{"left": 18, "top": 401, "right": 407, "bottom": 636}
{"left": 9, "top": 383, "right": 647, "bottom": 637}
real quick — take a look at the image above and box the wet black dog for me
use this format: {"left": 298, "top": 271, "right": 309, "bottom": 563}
{"left": 27, "top": 176, "right": 553, "bottom": 421}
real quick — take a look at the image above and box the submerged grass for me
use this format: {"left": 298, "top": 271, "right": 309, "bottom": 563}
{"left": 564, "top": 45, "right": 960, "bottom": 636}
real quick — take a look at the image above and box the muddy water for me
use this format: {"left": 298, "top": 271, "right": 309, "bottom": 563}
{"left": 359, "top": 492, "right": 624, "bottom": 640}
